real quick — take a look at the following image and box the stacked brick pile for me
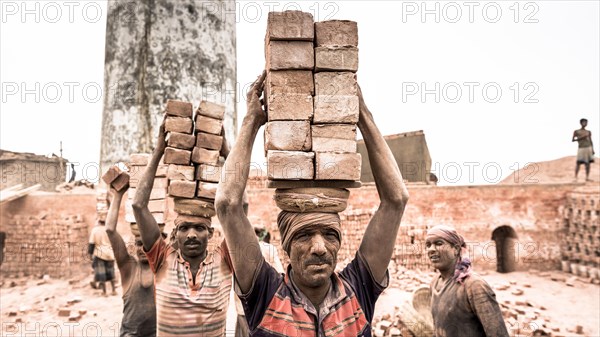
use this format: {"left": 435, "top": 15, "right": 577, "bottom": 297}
{"left": 124, "top": 153, "right": 168, "bottom": 237}
{"left": 561, "top": 189, "right": 600, "bottom": 279}
{"left": 96, "top": 191, "right": 108, "bottom": 222}
{"left": 2, "top": 214, "right": 88, "bottom": 278}
{"left": 264, "top": 11, "right": 361, "bottom": 184}
{"left": 163, "top": 99, "right": 224, "bottom": 219}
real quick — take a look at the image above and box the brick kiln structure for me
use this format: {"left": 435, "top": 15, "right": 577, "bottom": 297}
{"left": 0, "top": 150, "right": 67, "bottom": 192}
{"left": 0, "top": 177, "right": 596, "bottom": 279}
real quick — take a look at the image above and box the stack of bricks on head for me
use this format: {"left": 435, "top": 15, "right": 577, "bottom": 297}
{"left": 265, "top": 11, "right": 361, "bottom": 214}
{"left": 162, "top": 99, "right": 225, "bottom": 224}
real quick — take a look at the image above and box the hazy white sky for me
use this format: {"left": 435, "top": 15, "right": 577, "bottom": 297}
{"left": 1, "top": 1, "right": 598, "bottom": 185}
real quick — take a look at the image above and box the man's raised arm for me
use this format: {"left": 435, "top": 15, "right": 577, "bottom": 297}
{"left": 105, "top": 186, "right": 133, "bottom": 280}
{"left": 357, "top": 86, "right": 409, "bottom": 283}
{"left": 215, "top": 72, "right": 266, "bottom": 293}
{"left": 132, "top": 122, "right": 166, "bottom": 252}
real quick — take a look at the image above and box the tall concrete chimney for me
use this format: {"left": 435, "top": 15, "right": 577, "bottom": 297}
{"left": 100, "top": 0, "right": 237, "bottom": 172}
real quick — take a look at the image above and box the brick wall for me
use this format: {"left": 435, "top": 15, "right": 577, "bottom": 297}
{"left": 0, "top": 193, "right": 99, "bottom": 278}
{"left": 247, "top": 181, "right": 581, "bottom": 272}
{"left": 0, "top": 181, "right": 590, "bottom": 279}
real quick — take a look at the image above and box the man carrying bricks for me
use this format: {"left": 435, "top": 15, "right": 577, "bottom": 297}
{"left": 216, "top": 72, "right": 409, "bottom": 336}
{"left": 133, "top": 121, "right": 233, "bottom": 337}
{"left": 104, "top": 184, "right": 157, "bottom": 337}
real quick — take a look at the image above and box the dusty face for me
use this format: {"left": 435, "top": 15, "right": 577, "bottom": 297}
{"left": 135, "top": 241, "right": 148, "bottom": 264}
{"left": 176, "top": 223, "right": 213, "bottom": 260}
{"left": 289, "top": 226, "right": 340, "bottom": 289}
{"left": 425, "top": 236, "right": 459, "bottom": 272}
{"left": 581, "top": 120, "right": 588, "bottom": 128}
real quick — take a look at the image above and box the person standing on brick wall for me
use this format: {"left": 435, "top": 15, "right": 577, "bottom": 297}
{"left": 132, "top": 121, "right": 233, "bottom": 337}
{"left": 105, "top": 185, "right": 157, "bottom": 337}
{"left": 216, "top": 72, "right": 409, "bottom": 336}
{"left": 572, "top": 118, "right": 595, "bottom": 182}
{"left": 426, "top": 225, "right": 509, "bottom": 337}
{"left": 88, "top": 218, "right": 117, "bottom": 296}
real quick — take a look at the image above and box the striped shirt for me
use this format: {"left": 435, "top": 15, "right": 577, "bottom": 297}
{"left": 146, "top": 238, "right": 232, "bottom": 337}
{"left": 236, "top": 251, "right": 388, "bottom": 337}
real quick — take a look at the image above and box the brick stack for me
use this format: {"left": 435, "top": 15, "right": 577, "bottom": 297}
{"left": 164, "top": 99, "right": 224, "bottom": 220}
{"left": 264, "top": 11, "right": 361, "bottom": 184}
{"left": 96, "top": 191, "right": 108, "bottom": 222}
{"left": 561, "top": 189, "right": 600, "bottom": 279}
{"left": 125, "top": 153, "right": 168, "bottom": 236}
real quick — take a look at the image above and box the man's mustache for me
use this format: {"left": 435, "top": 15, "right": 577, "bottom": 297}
{"left": 305, "top": 256, "right": 333, "bottom": 266}
{"left": 184, "top": 239, "right": 202, "bottom": 246}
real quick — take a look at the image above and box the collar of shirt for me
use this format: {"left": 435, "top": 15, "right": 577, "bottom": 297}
{"left": 175, "top": 248, "right": 214, "bottom": 266}
{"left": 284, "top": 266, "right": 348, "bottom": 319}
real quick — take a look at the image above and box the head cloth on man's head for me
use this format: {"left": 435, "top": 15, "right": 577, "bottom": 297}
{"left": 174, "top": 215, "right": 212, "bottom": 228}
{"left": 426, "top": 224, "right": 472, "bottom": 284}
{"left": 277, "top": 211, "right": 341, "bottom": 254}
{"left": 426, "top": 225, "right": 466, "bottom": 248}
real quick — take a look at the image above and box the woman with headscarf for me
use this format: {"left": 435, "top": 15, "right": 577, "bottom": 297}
{"left": 426, "top": 225, "right": 509, "bottom": 337}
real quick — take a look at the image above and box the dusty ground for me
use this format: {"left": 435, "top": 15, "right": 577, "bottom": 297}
{"left": 1, "top": 269, "right": 598, "bottom": 337}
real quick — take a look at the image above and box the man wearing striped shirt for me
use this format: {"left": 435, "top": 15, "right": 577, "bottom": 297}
{"left": 133, "top": 122, "right": 233, "bottom": 337}
{"left": 216, "top": 73, "right": 409, "bottom": 336}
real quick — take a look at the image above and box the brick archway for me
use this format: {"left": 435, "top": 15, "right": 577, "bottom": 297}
{"left": 491, "top": 225, "right": 518, "bottom": 273}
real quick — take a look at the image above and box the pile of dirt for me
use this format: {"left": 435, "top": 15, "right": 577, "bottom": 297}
{"left": 500, "top": 156, "right": 599, "bottom": 184}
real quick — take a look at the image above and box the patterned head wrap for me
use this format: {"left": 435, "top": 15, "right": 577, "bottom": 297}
{"left": 169, "top": 215, "right": 212, "bottom": 247}
{"left": 426, "top": 225, "right": 472, "bottom": 284}
{"left": 277, "top": 211, "right": 342, "bottom": 254}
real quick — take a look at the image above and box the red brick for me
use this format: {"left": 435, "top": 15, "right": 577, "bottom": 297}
{"left": 315, "top": 20, "right": 358, "bottom": 47}
{"left": 156, "top": 164, "right": 168, "bottom": 177}
{"left": 128, "top": 187, "right": 166, "bottom": 200}
{"left": 314, "top": 72, "right": 357, "bottom": 96}
{"left": 148, "top": 199, "right": 167, "bottom": 213}
{"left": 267, "top": 94, "right": 313, "bottom": 121}
{"left": 102, "top": 166, "right": 121, "bottom": 185}
{"left": 167, "top": 164, "right": 195, "bottom": 181}
{"left": 111, "top": 172, "right": 130, "bottom": 191}
{"left": 197, "top": 101, "right": 225, "bottom": 120}
{"left": 197, "top": 182, "right": 219, "bottom": 200}
{"left": 266, "top": 11, "right": 314, "bottom": 41}
{"left": 196, "top": 164, "right": 222, "bottom": 183}
{"left": 163, "top": 147, "right": 191, "bottom": 165}
{"left": 153, "top": 177, "right": 168, "bottom": 188}
{"left": 165, "top": 100, "right": 193, "bottom": 117}
{"left": 315, "top": 152, "right": 361, "bottom": 181}
{"left": 167, "top": 132, "right": 196, "bottom": 150}
{"left": 312, "top": 124, "right": 357, "bottom": 152}
{"left": 191, "top": 147, "right": 220, "bottom": 165}
{"left": 195, "top": 115, "right": 223, "bottom": 135}
{"left": 196, "top": 132, "right": 223, "bottom": 151}
{"left": 267, "top": 150, "right": 314, "bottom": 180}
{"left": 315, "top": 46, "right": 358, "bottom": 72}
{"left": 173, "top": 198, "right": 216, "bottom": 217}
{"left": 129, "top": 153, "right": 150, "bottom": 166}
{"left": 264, "top": 121, "right": 312, "bottom": 152}
{"left": 152, "top": 212, "right": 165, "bottom": 224}
{"left": 267, "top": 41, "right": 314, "bottom": 70}
{"left": 313, "top": 95, "right": 359, "bottom": 124}
{"left": 266, "top": 70, "right": 314, "bottom": 97}
{"left": 168, "top": 180, "right": 197, "bottom": 198}
{"left": 165, "top": 116, "right": 193, "bottom": 134}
